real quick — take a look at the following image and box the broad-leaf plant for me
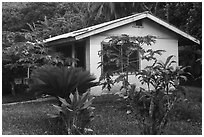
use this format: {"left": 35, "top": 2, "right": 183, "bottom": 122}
{"left": 98, "top": 34, "right": 191, "bottom": 134}
{"left": 29, "top": 65, "right": 98, "bottom": 134}
{"left": 134, "top": 55, "right": 189, "bottom": 134}
{"left": 53, "top": 90, "right": 95, "bottom": 135}
{"left": 98, "top": 34, "right": 164, "bottom": 92}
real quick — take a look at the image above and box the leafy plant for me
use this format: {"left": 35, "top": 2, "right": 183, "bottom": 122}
{"left": 98, "top": 34, "right": 193, "bottom": 134}
{"left": 133, "top": 55, "right": 190, "bottom": 134}
{"left": 107, "top": 53, "right": 190, "bottom": 134}
{"left": 2, "top": 23, "right": 74, "bottom": 95}
{"left": 98, "top": 34, "right": 165, "bottom": 93}
{"left": 52, "top": 90, "right": 95, "bottom": 134}
{"left": 29, "top": 65, "right": 98, "bottom": 99}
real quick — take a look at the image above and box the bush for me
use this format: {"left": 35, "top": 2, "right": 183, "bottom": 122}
{"left": 52, "top": 90, "right": 95, "bottom": 134}
{"left": 29, "top": 65, "right": 98, "bottom": 99}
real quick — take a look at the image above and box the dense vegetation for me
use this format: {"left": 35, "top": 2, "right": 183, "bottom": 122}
{"left": 98, "top": 34, "right": 195, "bottom": 134}
{"left": 2, "top": 2, "right": 202, "bottom": 39}
{"left": 2, "top": 2, "right": 202, "bottom": 135}
{"left": 2, "top": 3, "right": 201, "bottom": 95}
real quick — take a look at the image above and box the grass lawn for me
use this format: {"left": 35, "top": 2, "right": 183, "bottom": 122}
{"left": 2, "top": 86, "right": 202, "bottom": 135}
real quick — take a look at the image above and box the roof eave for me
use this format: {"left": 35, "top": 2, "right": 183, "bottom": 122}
{"left": 146, "top": 14, "right": 200, "bottom": 45}
{"left": 45, "top": 36, "right": 76, "bottom": 47}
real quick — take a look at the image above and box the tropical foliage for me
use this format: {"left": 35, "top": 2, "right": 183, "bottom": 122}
{"left": 2, "top": 3, "right": 201, "bottom": 88}
{"left": 2, "top": 25, "right": 65, "bottom": 95}
{"left": 112, "top": 56, "right": 190, "bottom": 134}
{"left": 2, "top": 2, "right": 201, "bottom": 40}
{"left": 2, "top": 18, "right": 80, "bottom": 95}
{"left": 133, "top": 56, "right": 189, "bottom": 134}
{"left": 52, "top": 90, "right": 95, "bottom": 134}
{"left": 98, "top": 34, "right": 165, "bottom": 91}
{"left": 87, "top": 2, "right": 201, "bottom": 40}
{"left": 98, "top": 34, "right": 191, "bottom": 134}
{"left": 2, "top": 2, "right": 201, "bottom": 135}
{"left": 29, "top": 65, "right": 98, "bottom": 99}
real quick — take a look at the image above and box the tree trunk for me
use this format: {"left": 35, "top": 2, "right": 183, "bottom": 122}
{"left": 165, "top": 3, "right": 169, "bottom": 22}
{"left": 27, "top": 66, "right": 30, "bottom": 78}
{"left": 154, "top": 2, "right": 159, "bottom": 15}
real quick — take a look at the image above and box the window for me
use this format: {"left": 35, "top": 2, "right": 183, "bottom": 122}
{"left": 103, "top": 45, "right": 121, "bottom": 73}
{"left": 133, "top": 20, "right": 143, "bottom": 28}
{"left": 127, "top": 51, "right": 140, "bottom": 72}
{"left": 102, "top": 45, "right": 140, "bottom": 73}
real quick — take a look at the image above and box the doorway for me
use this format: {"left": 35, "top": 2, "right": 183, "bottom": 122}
{"left": 75, "top": 41, "right": 86, "bottom": 70}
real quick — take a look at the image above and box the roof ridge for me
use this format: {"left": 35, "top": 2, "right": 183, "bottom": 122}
{"left": 45, "top": 12, "right": 146, "bottom": 42}
{"left": 45, "top": 11, "right": 199, "bottom": 45}
{"left": 72, "top": 12, "right": 144, "bottom": 35}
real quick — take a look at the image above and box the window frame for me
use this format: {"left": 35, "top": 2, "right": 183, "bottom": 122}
{"left": 100, "top": 44, "right": 141, "bottom": 75}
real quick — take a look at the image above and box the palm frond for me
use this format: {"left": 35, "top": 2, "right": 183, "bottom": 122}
{"left": 29, "top": 65, "right": 98, "bottom": 98}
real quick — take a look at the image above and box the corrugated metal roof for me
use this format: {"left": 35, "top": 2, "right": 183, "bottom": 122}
{"left": 45, "top": 11, "right": 200, "bottom": 45}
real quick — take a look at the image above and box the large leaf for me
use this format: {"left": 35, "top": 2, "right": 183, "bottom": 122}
{"left": 58, "top": 96, "right": 71, "bottom": 107}
{"left": 69, "top": 93, "right": 74, "bottom": 103}
{"left": 81, "top": 97, "right": 95, "bottom": 109}
{"left": 53, "top": 104, "right": 62, "bottom": 112}
{"left": 164, "top": 55, "right": 175, "bottom": 68}
{"left": 78, "top": 91, "right": 90, "bottom": 108}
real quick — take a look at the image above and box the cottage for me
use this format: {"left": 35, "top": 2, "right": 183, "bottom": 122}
{"left": 45, "top": 11, "right": 200, "bottom": 95}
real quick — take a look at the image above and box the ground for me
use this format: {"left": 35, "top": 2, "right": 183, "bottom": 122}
{"left": 2, "top": 86, "right": 202, "bottom": 135}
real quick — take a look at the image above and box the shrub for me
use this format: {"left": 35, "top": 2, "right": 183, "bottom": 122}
{"left": 130, "top": 56, "right": 189, "bottom": 134}
{"left": 98, "top": 34, "right": 191, "bottom": 134}
{"left": 52, "top": 90, "right": 95, "bottom": 134}
{"left": 28, "top": 65, "right": 98, "bottom": 100}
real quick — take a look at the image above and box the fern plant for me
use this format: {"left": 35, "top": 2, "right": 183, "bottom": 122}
{"left": 53, "top": 90, "right": 95, "bottom": 135}
{"left": 28, "top": 65, "right": 98, "bottom": 100}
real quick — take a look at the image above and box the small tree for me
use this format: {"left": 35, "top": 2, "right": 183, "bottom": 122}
{"left": 134, "top": 56, "right": 189, "bottom": 134}
{"left": 2, "top": 22, "right": 76, "bottom": 95}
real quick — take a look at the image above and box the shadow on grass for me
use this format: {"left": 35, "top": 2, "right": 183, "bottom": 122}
{"left": 2, "top": 92, "right": 36, "bottom": 104}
